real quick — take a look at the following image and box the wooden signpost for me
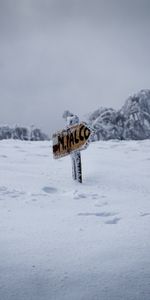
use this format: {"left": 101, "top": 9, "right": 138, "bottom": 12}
{"left": 53, "top": 123, "right": 92, "bottom": 159}
{"left": 52, "top": 118, "right": 93, "bottom": 183}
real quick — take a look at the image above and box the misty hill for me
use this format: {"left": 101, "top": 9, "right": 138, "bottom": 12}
{"left": 0, "top": 126, "right": 49, "bottom": 141}
{"left": 86, "top": 89, "right": 150, "bottom": 140}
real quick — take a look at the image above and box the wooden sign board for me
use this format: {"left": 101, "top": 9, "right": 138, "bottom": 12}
{"left": 53, "top": 123, "right": 92, "bottom": 159}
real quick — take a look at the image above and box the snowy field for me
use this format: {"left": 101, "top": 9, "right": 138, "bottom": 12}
{"left": 0, "top": 139, "right": 150, "bottom": 300}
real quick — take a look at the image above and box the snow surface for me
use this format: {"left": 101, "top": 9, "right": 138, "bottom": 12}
{"left": 0, "top": 140, "right": 150, "bottom": 300}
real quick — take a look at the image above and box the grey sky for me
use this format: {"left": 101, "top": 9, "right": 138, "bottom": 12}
{"left": 0, "top": 0, "right": 150, "bottom": 134}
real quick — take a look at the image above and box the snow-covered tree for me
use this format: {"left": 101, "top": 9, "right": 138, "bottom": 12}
{"left": 0, "top": 125, "right": 49, "bottom": 141}
{"left": 85, "top": 89, "right": 150, "bottom": 141}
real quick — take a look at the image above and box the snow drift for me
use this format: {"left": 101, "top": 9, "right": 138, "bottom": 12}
{"left": 0, "top": 139, "right": 150, "bottom": 300}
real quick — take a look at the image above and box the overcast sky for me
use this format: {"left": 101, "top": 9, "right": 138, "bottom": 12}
{"left": 0, "top": 0, "right": 150, "bottom": 134}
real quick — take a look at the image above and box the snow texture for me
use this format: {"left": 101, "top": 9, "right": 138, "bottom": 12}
{"left": 0, "top": 139, "right": 150, "bottom": 300}
{"left": 86, "top": 89, "right": 150, "bottom": 141}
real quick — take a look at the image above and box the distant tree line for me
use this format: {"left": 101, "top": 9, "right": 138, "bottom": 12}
{"left": 0, "top": 126, "right": 49, "bottom": 141}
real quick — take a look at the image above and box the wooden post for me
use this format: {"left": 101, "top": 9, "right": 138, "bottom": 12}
{"left": 76, "top": 152, "right": 82, "bottom": 183}
{"left": 71, "top": 151, "right": 82, "bottom": 183}
{"left": 71, "top": 153, "right": 77, "bottom": 180}
{"left": 66, "top": 113, "right": 82, "bottom": 183}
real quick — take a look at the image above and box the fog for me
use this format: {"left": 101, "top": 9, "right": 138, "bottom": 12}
{"left": 0, "top": 0, "right": 150, "bottom": 134}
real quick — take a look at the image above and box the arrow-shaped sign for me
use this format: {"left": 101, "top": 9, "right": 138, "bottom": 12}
{"left": 52, "top": 123, "right": 93, "bottom": 159}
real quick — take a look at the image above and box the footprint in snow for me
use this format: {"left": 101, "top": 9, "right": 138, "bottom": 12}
{"left": 73, "top": 193, "right": 87, "bottom": 199}
{"left": 78, "top": 212, "right": 117, "bottom": 217}
{"left": 105, "top": 217, "right": 121, "bottom": 224}
{"left": 18, "top": 149, "right": 26, "bottom": 153}
{"left": 140, "top": 212, "right": 150, "bottom": 217}
{"left": 73, "top": 192, "right": 99, "bottom": 200}
{"left": 0, "top": 186, "right": 7, "bottom": 193}
{"left": 95, "top": 201, "right": 108, "bottom": 208}
{"left": 91, "top": 194, "right": 99, "bottom": 199}
{"left": 36, "top": 154, "right": 49, "bottom": 158}
{"left": 42, "top": 186, "right": 58, "bottom": 194}
{"left": 0, "top": 186, "right": 25, "bottom": 198}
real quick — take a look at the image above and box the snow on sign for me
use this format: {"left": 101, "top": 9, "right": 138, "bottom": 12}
{"left": 52, "top": 123, "right": 92, "bottom": 159}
